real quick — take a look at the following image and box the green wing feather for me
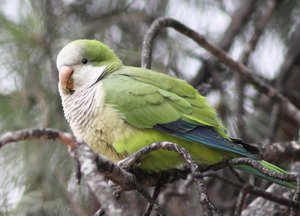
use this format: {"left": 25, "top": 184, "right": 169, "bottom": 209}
{"left": 102, "top": 66, "right": 227, "bottom": 137}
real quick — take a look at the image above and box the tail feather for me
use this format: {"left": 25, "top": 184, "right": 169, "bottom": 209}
{"left": 236, "top": 160, "right": 296, "bottom": 189}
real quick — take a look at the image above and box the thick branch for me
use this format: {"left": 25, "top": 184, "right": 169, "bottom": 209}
{"left": 141, "top": 17, "right": 300, "bottom": 125}
{"left": 73, "top": 143, "right": 124, "bottom": 216}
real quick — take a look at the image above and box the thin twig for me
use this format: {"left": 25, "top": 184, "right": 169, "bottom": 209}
{"left": 234, "top": 185, "right": 249, "bottom": 216}
{"left": 143, "top": 178, "right": 163, "bottom": 216}
{"left": 268, "top": 103, "right": 281, "bottom": 142}
{"left": 229, "top": 166, "right": 246, "bottom": 183}
{"left": 0, "top": 128, "right": 76, "bottom": 149}
{"left": 236, "top": 75, "right": 247, "bottom": 138}
{"left": 290, "top": 177, "right": 300, "bottom": 216}
{"left": 199, "top": 172, "right": 300, "bottom": 208}
{"left": 262, "top": 141, "right": 300, "bottom": 164}
{"left": 136, "top": 187, "right": 164, "bottom": 216}
{"left": 141, "top": 17, "right": 300, "bottom": 125}
{"left": 94, "top": 208, "right": 105, "bottom": 216}
{"left": 206, "top": 158, "right": 298, "bottom": 183}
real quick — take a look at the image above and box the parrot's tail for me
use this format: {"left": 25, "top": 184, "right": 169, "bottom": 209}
{"left": 236, "top": 160, "right": 296, "bottom": 189}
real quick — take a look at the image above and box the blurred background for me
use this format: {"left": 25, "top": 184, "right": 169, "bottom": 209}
{"left": 0, "top": 0, "right": 300, "bottom": 215}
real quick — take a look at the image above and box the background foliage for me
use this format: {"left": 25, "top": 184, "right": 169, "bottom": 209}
{"left": 0, "top": 0, "right": 300, "bottom": 215}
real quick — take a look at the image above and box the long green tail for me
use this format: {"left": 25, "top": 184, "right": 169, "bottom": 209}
{"left": 236, "top": 160, "right": 296, "bottom": 189}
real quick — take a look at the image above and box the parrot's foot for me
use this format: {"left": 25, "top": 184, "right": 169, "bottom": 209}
{"left": 117, "top": 157, "right": 142, "bottom": 171}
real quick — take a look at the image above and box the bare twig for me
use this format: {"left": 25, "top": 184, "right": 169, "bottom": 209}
{"left": 234, "top": 185, "right": 250, "bottom": 216}
{"left": 241, "top": 162, "right": 300, "bottom": 215}
{"left": 229, "top": 166, "right": 246, "bottom": 183}
{"left": 143, "top": 178, "right": 163, "bottom": 216}
{"left": 206, "top": 157, "right": 297, "bottom": 183}
{"left": 94, "top": 208, "right": 105, "bottom": 216}
{"left": 200, "top": 172, "right": 300, "bottom": 209}
{"left": 267, "top": 103, "right": 282, "bottom": 142}
{"left": 159, "top": 174, "right": 194, "bottom": 212}
{"left": 0, "top": 128, "right": 76, "bottom": 149}
{"left": 135, "top": 187, "right": 164, "bottom": 216}
{"left": 236, "top": 75, "right": 247, "bottom": 138}
{"left": 141, "top": 17, "right": 300, "bottom": 125}
{"left": 290, "top": 177, "right": 300, "bottom": 216}
{"left": 262, "top": 141, "right": 300, "bottom": 164}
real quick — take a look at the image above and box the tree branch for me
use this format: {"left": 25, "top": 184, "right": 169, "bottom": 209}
{"left": 234, "top": 185, "right": 250, "bottom": 216}
{"left": 201, "top": 172, "right": 300, "bottom": 209}
{"left": 205, "top": 157, "right": 297, "bottom": 183}
{"left": 0, "top": 128, "right": 125, "bottom": 216}
{"left": 241, "top": 162, "right": 300, "bottom": 216}
{"left": 1, "top": 128, "right": 300, "bottom": 214}
{"left": 73, "top": 142, "right": 124, "bottom": 216}
{"left": 261, "top": 141, "right": 300, "bottom": 164}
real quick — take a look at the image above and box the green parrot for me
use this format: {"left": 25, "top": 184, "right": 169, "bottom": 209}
{"left": 56, "top": 39, "right": 294, "bottom": 188}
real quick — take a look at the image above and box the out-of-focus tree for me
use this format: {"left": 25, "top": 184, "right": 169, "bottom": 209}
{"left": 0, "top": 0, "right": 299, "bottom": 215}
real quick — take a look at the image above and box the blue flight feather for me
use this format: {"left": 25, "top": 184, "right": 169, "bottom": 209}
{"left": 154, "top": 120, "right": 259, "bottom": 160}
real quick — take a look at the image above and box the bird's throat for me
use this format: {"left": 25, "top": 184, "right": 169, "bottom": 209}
{"left": 61, "top": 82, "right": 126, "bottom": 161}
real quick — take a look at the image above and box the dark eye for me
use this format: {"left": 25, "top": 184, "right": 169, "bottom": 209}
{"left": 81, "top": 58, "right": 88, "bottom": 64}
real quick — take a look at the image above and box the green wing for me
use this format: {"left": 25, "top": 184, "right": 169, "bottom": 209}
{"left": 102, "top": 66, "right": 261, "bottom": 159}
{"left": 102, "top": 66, "right": 227, "bottom": 138}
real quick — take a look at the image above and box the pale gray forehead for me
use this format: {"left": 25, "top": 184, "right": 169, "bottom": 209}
{"left": 56, "top": 42, "right": 84, "bottom": 69}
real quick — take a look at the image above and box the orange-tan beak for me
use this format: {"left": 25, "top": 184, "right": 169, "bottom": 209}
{"left": 59, "top": 66, "right": 74, "bottom": 91}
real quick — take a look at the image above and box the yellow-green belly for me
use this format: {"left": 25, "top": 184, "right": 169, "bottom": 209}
{"left": 113, "top": 127, "right": 229, "bottom": 172}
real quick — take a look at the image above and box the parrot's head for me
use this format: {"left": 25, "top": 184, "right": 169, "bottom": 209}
{"left": 56, "top": 39, "right": 122, "bottom": 94}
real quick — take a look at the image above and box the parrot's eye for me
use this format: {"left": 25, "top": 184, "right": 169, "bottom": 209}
{"left": 81, "top": 58, "right": 88, "bottom": 64}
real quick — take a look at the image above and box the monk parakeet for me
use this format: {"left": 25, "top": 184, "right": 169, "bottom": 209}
{"left": 57, "top": 39, "right": 294, "bottom": 188}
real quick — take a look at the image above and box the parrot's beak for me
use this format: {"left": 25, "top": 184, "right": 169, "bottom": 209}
{"left": 59, "top": 66, "right": 74, "bottom": 91}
